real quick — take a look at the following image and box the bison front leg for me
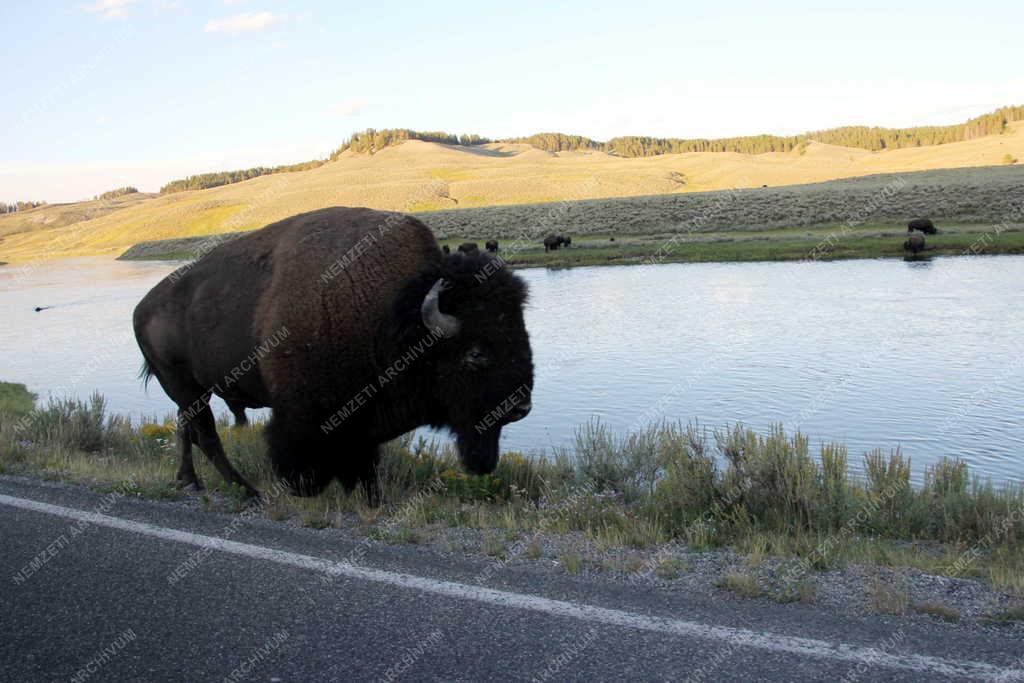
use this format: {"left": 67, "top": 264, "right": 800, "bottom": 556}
{"left": 336, "top": 442, "right": 381, "bottom": 506}
{"left": 226, "top": 399, "right": 249, "bottom": 427}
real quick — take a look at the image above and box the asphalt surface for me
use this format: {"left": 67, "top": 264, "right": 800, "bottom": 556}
{"left": 1, "top": 475, "right": 1022, "bottom": 682}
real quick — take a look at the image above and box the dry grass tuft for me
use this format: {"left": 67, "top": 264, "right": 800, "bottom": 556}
{"left": 869, "top": 578, "right": 909, "bottom": 615}
{"left": 717, "top": 571, "right": 764, "bottom": 599}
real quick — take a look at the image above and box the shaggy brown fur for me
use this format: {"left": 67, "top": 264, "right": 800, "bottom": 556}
{"left": 904, "top": 232, "right": 926, "bottom": 254}
{"left": 907, "top": 218, "right": 937, "bottom": 234}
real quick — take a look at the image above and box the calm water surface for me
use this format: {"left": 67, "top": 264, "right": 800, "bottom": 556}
{"left": 1, "top": 256, "right": 1021, "bottom": 483}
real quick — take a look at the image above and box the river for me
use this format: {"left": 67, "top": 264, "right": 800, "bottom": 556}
{"left": 1, "top": 255, "right": 1021, "bottom": 483}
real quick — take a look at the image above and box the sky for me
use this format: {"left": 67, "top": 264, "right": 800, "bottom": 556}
{"left": 1, "top": 0, "right": 1022, "bottom": 203}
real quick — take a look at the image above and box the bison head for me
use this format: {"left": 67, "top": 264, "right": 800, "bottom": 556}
{"left": 392, "top": 251, "right": 533, "bottom": 474}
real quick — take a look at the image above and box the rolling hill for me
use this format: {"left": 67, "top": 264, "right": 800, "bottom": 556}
{"left": 2, "top": 121, "right": 1023, "bottom": 263}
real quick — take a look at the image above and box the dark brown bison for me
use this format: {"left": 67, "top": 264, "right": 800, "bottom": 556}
{"left": 904, "top": 232, "right": 926, "bottom": 254}
{"left": 485, "top": 239, "right": 499, "bottom": 253}
{"left": 134, "top": 207, "right": 534, "bottom": 501}
{"left": 907, "top": 219, "right": 937, "bottom": 235}
{"left": 543, "top": 235, "right": 560, "bottom": 251}
{"left": 458, "top": 242, "right": 479, "bottom": 254}
{"left": 441, "top": 244, "right": 450, "bottom": 255}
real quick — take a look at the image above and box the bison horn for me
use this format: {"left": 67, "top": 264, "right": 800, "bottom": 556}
{"left": 421, "top": 279, "right": 461, "bottom": 338}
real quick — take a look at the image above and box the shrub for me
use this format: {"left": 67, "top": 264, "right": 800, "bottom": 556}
{"left": 0, "top": 381, "right": 36, "bottom": 417}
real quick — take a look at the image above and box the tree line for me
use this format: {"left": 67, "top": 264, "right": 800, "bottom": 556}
{"left": 161, "top": 129, "right": 492, "bottom": 194}
{"left": 0, "top": 201, "right": 47, "bottom": 214}
{"left": 160, "top": 160, "right": 327, "bottom": 194}
{"left": 96, "top": 186, "right": 139, "bottom": 200}
{"left": 505, "top": 105, "right": 1024, "bottom": 156}
{"left": 329, "top": 129, "right": 491, "bottom": 159}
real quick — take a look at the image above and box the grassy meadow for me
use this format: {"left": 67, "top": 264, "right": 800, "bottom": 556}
{"left": 2, "top": 121, "right": 1024, "bottom": 263}
{"left": 2, "top": 382, "right": 1021, "bottom": 604}
{"left": 121, "top": 221, "right": 1024, "bottom": 268}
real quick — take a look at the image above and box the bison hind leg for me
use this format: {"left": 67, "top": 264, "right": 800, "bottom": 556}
{"left": 173, "top": 412, "right": 203, "bottom": 491}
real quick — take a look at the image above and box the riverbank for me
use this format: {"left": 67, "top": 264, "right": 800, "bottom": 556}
{"left": 117, "top": 222, "right": 1024, "bottom": 267}
{"left": 1, "top": 386, "right": 1020, "bottom": 625}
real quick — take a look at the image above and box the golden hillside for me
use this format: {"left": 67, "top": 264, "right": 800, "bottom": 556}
{"left": 2, "top": 122, "right": 1022, "bottom": 263}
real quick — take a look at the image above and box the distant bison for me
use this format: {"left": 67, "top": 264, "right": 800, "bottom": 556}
{"left": 485, "top": 239, "right": 499, "bottom": 253}
{"left": 442, "top": 245, "right": 450, "bottom": 255}
{"left": 134, "top": 207, "right": 534, "bottom": 501}
{"left": 904, "top": 232, "right": 926, "bottom": 254}
{"left": 907, "top": 219, "right": 937, "bottom": 235}
{"left": 458, "top": 242, "right": 479, "bottom": 254}
{"left": 543, "top": 235, "right": 561, "bottom": 251}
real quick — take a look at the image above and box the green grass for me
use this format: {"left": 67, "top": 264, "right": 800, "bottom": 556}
{"left": 559, "top": 552, "right": 583, "bottom": 575}
{"left": 0, "top": 382, "right": 36, "bottom": 417}
{"left": 2, "top": 388, "right": 1023, "bottom": 596}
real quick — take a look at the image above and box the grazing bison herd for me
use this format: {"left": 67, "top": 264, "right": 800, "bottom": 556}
{"left": 543, "top": 234, "right": 572, "bottom": 251}
{"left": 134, "top": 207, "right": 534, "bottom": 502}
{"left": 442, "top": 235, "right": 573, "bottom": 255}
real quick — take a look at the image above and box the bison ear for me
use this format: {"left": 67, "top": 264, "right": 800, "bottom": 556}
{"left": 421, "top": 278, "right": 461, "bottom": 338}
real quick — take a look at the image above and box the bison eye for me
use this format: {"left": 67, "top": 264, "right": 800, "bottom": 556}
{"left": 464, "top": 347, "right": 488, "bottom": 367}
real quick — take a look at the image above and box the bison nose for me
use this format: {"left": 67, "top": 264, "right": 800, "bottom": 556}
{"left": 507, "top": 401, "right": 532, "bottom": 423}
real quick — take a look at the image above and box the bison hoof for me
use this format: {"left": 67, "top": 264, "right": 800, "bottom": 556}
{"left": 172, "top": 478, "right": 204, "bottom": 492}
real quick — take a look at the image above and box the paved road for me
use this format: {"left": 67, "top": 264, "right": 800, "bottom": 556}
{"left": 1, "top": 476, "right": 1021, "bottom": 682}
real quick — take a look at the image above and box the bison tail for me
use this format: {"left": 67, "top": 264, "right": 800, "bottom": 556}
{"left": 138, "top": 359, "right": 156, "bottom": 389}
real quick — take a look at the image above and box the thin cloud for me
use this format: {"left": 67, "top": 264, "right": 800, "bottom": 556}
{"left": 328, "top": 98, "right": 368, "bottom": 117}
{"left": 81, "top": 0, "right": 136, "bottom": 19}
{"left": 204, "top": 11, "right": 280, "bottom": 34}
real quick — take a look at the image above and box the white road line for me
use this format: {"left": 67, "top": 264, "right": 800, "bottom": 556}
{"left": 2, "top": 492, "right": 1021, "bottom": 681}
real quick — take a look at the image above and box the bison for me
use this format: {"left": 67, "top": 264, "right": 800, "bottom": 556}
{"left": 442, "top": 244, "right": 450, "bottom": 255}
{"left": 907, "top": 219, "right": 937, "bottom": 235}
{"left": 485, "top": 239, "right": 499, "bottom": 253}
{"left": 543, "top": 235, "right": 561, "bottom": 251}
{"left": 458, "top": 242, "right": 479, "bottom": 254}
{"left": 134, "top": 207, "right": 534, "bottom": 501}
{"left": 904, "top": 232, "right": 926, "bottom": 254}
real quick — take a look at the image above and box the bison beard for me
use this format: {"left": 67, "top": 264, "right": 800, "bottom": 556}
{"left": 457, "top": 428, "right": 502, "bottom": 475}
